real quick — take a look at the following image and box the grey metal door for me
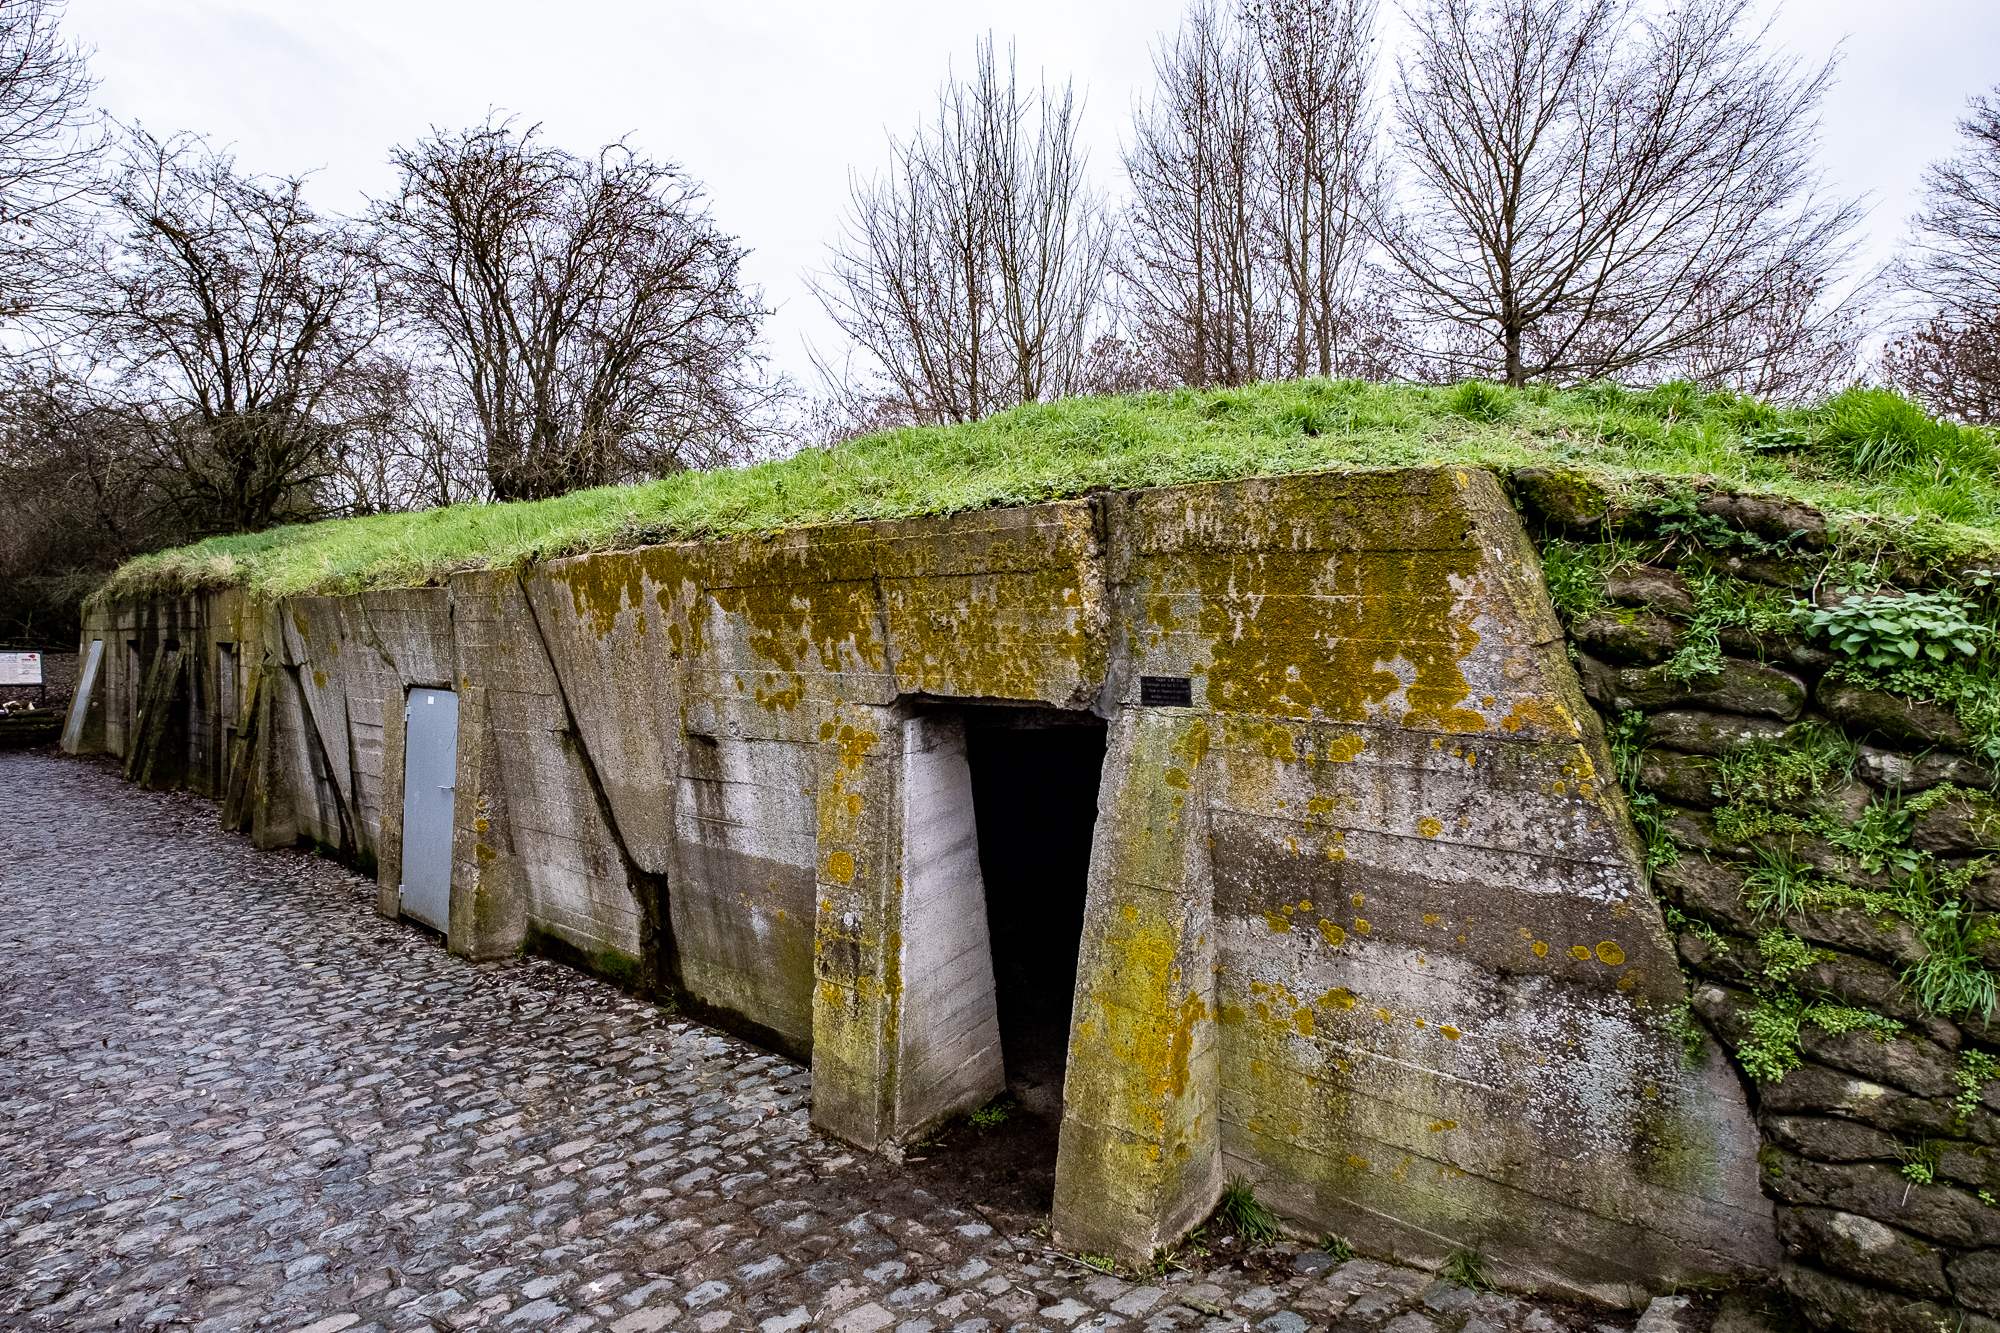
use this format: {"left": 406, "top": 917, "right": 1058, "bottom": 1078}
{"left": 400, "top": 687, "right": 459, "bottom": 932}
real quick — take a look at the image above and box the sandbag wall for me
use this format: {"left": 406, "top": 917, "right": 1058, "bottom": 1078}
{"left": 1518, "top": 470, "right": 2000, "bottom": 1333}
{"left": 71, "top": 467, "right": 1787, "bottom": 1304}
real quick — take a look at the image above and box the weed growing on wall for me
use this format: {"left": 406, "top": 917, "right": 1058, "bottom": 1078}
{"left": 1606, "top": 710, "right": 1679, "bottom": 872}
{"left": 1710, "top": 726, "right": 1855, "bottom": 810}
{"left": 1908, "top": 897, "right": 2000, "bottom": 1022}
{"left": 1662, "top": 573, "right": 1801, "bottom": 684}
{"left": 1437, "top": 1249, "right": 1496, "bottom": 1292}
{"left": 1539, "top": 540, "right": 1618, "bottom": 622}
{"left": 1668, "top": 997, "right": 1711, "bottom": 1064}
{"left": 1756, "top": 927, "right": 1832, "bottom": 982}
{"left": 1737, "top": 991, "right": 1903, "bottom": 1083}
{"left": 1955, "top": 1050, "right": 2000, "bottom": 1121}
{"left": 1897, "top": 1137, "right": 1944, "bottom": 1186}
{"left": 1824, "top": 798, "right": 1924, "bottom": 877}
{"left": 1664, "top": 904, "right": 1728, "bottom": 956}
{"left": 1742, "top": 847, "right": 1819, "bottom": 920}
{"left": 1842, "top": 659, "right": 2000, "bottom": 764}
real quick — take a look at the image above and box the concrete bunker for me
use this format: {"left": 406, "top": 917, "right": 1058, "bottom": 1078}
{"left": 66, "top": 467, "right": 1781, "bottom": 1304}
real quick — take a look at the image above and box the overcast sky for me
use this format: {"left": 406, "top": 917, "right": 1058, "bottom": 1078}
{"left": 61, "top": 0, "right": 2000, "bottom": 390}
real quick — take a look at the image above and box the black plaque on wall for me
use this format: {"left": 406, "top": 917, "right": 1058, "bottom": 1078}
{"left": 1139, "top": 676, "right": 1194, "bottom": 707}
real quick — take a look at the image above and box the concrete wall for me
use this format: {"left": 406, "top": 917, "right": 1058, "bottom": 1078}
{"left": 69, "top": 467, "right": 1777, "bottom": 1302}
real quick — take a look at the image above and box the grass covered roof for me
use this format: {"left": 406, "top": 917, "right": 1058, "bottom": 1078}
{"left": 100, "top": 378, "right": 2000, "bottom": 603}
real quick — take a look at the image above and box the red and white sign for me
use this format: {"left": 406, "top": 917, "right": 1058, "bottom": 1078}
{"left": 0, "top": 653, "right": 43, "bottom": 686}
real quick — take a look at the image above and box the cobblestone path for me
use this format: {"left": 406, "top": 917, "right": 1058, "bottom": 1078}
{"left": 0, "top": 752, "right": 1656, "bottom": 1333}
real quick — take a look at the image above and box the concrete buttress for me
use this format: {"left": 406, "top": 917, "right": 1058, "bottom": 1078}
{"left": 1053, "top": 706, "right": 1222, "bottom": 1263}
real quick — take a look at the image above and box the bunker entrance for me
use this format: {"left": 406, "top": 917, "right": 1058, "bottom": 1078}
{"left": 948, "top": 705, "right": 1104, "bottom": 1214}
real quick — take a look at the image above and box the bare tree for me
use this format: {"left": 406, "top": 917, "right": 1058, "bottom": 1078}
{"left": 0, "top": 0, "right": 99, "bottom": 324}
{"left": 0, "top": 360, "right": 175, "bottom": 641}
{"left": 1383, "top": 0, "right": 1860, "bottom": 388}
{"left": 1661, "top": 258, "right": 1861, "bottom": 400}
{"left": 316, "top": 353, "right": 491, "bottom": 514}
{"left": 812, "top": 35, "right": 1112, "bottom": 425}
{"left": 1883, "top": 86, "right": 2000, "bottom": 424}
{"left": 1902, "top": 85, "right": 2000, "bottom": 324}
{"left": 1120, "top": 1, "right": 1272, "bottom": 387}
{"left": 376, "top": 120, "right": 774, "bottom": 501}
{"left": 1248, "top": 0, "right": 1381, "bottom": 380}
{"left": 89, "top": 128, "right": 387, "bottom": 533}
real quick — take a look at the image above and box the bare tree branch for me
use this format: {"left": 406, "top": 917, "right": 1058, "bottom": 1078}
{"left": 1901, "top": 85, "right": 2000, "bottom": 325}
{"left": 1120, "top": 1, "right": 1273, "bottom": 388}
{"left": 1382, "top": 0, "right": 1861, "bottom": 387}
{"left": 0, "top": 0, "right": 100, "bottom": 326}
{"left": 85, "top": 127, "right": 386, "bottom": 534}
{"left": 1249, "top": 0, "right": 1382, "bottom": 380}
{"left": 809, "top": 35, "right": 1111, "bottom": 426}
{"left": 375, "top": 119, "right": 777, "bottom": 501}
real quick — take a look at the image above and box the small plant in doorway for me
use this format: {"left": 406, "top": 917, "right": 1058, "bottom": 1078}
{"left": 1323, "top": 1234, "right": 1356, "bottom": 1262}
{"left": 1217, "top": 1176, "right": 1282, "bottom": 1246}
{"left": 969, "top": 1098, "right": 1014, "bottom": 1130}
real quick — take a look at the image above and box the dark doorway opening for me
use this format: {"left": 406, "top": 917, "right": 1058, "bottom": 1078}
{"left": 905, "top": 705, "right": 1105, "bottom": 1222}
{"left": 968, "top": 709, "right": 1106, "bottom": 1115}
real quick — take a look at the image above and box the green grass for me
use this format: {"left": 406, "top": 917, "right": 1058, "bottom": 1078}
{"left": 1437, "top": 1248, "right": 1496, "bottom": 1292}
{"left": 1215, "top": 1176, "right": 1282, "bottom": 1245}
{"left": 100, "top": 378, "right": 2000, "bottom": 602}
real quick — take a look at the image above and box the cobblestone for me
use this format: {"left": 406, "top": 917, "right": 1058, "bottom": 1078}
{"left": 1, "top": 752, "right": 1646, "bottom": 1333}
